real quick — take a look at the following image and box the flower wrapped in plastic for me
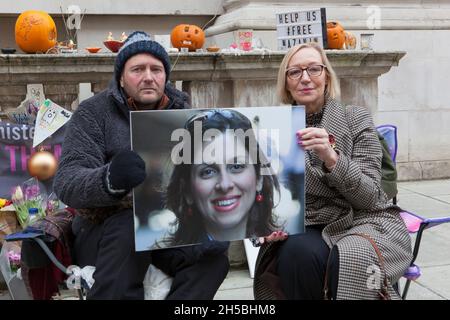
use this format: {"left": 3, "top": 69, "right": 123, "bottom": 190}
{"left": 8, "top": 250, "right": 21, "bottom": 274}
{"left": 11, "top": 185, "right": 28, "bottom": 228}
{"left": 0, "top": 241, "right": 22, "bottom": 284}
{"left": 46, "top": 192, "right": 62, "bottom": 215}
{"left": 11, "top": 177, "right": 47, "bottom": 228}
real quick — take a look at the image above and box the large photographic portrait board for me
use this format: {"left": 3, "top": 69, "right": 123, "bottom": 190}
{"left": 131, "top": 106, "right": 305, "bottom": 251}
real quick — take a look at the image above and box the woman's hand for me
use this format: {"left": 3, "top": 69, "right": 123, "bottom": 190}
{"left": 264, "top": 231, "right": 288, "bottom": 242}
{"left": 250, "top": 231, "right": 288, "bottom": 247}
{"left": 297, "top": 128, "right": 339, "bottom": 171}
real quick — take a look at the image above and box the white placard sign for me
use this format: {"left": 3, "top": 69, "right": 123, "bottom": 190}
{"left": 33, "top": 99, "right": 72, "bottom": 147}
{"left": 276, "top": 8, "right": 327, "bottom": 50}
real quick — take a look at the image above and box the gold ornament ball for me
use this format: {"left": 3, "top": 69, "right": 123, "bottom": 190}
{"left": 27, "top": 151, "right": 58, "bottom": 181}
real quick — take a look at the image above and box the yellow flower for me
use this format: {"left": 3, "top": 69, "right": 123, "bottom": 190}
{"left": 0, "top": 198, "right": 7, "bottom": 208}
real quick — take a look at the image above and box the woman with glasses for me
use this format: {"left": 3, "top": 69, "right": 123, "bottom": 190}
{"left": 159, "top": 109, "right": 284, "bottom": 246}
{"left": 253, "top": 43, "right": 412, "bottom": 300}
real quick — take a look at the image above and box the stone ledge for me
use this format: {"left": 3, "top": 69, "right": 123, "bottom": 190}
{"left": 0, "top": 50, "right": 405, "bottom": 83}
{"left": 397, "top": 160, "right": 450, "bottom": 181}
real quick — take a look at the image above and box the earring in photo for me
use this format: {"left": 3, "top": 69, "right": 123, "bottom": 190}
{"left": 256, "top": 191, "right": 264, "bottom": 202}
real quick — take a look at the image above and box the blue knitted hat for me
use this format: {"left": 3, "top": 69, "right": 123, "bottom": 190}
{"left": 114, "top": 31, "right": 170, "bottom": 82}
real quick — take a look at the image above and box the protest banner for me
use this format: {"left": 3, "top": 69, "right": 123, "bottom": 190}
{"left": 0, "top": 122, "right": 65, "bottom": 198}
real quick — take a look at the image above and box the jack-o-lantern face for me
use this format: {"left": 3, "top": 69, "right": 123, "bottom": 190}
{"left": 326, "top": 22, "right": 345, "bottom": 49}
{"left": 15, "top": 10, "right": 57, "bottom": 53}
{"left": 171, "top": 24, "right": 205, "bottom": 51}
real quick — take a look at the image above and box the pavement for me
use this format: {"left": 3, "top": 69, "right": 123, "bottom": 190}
{"left": 2, "top": 179, "right": 450, "bottom": 300}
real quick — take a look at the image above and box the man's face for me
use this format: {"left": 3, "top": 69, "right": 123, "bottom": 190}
{"left": 120, "top": 53, "right": 166, "bottom": 108}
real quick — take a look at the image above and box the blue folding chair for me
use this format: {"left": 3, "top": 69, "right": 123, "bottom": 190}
{"left": 376, "top": 124, "right": 450, "bottom": 299}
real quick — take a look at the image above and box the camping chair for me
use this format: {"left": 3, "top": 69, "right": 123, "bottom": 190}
{"left": 3, "top": 209, "right": 89, "bottom": 300}
{"left": 376, "top": 124, "right": 450, "bottom": 299}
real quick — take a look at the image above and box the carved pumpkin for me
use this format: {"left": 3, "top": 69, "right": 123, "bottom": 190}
{"left": 171, "top": 24, "right": 205, "bottom": 51}
{"left": 326, "top": 22, "right": 345, "bottom": 49}
{"left": 15, "top": 10, "right": 57, "bottom": 53}
{"left": 344, "top": 31, "right": 357, "bottom": 50}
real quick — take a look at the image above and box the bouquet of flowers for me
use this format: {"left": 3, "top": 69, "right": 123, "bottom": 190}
{"left": 11, "top": 177, "right": 47, "bottom": 228}
{"left": 8, "top": 250, "right": 21, "bottom": 274}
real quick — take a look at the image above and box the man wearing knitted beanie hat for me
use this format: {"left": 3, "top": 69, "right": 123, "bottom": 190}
{"left": 116, "top": 31, "right": 176, "bottom": 110}
{"left": 54, "top": 31, "right": 229, "bottom": 300}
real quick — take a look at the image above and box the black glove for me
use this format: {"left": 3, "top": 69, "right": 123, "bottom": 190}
{"left": 106, "top": 150, "right": 146, "bottom": 195}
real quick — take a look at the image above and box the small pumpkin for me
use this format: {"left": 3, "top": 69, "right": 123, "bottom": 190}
{"left": 171, "top": 24, "right": 205, "bottom": 51}
{"left": 15, "top": 10, "right": 57, "bottom": 53}
{"left": 344, "top": 31, "right": 357, "bottom": 50}
{"left": 326, "top": 22, "right": 345, "bottom": 50}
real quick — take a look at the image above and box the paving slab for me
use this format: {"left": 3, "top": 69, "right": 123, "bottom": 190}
{"left": 433, "top": 195, "right": 450, "bottom": 204}
{"left": 214, "top": 269, "right": 254, "bottom": 300}
{"left": 398, "top": 179, "right": 450, "bottom": 197}
{"left": 398, "top": 278, "right": 446, "bottom": 300}
{"left": 396, "top": 193, "right": 450, "bottom": 217}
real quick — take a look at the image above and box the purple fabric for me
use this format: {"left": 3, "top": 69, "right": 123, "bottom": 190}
{"left": 376, "top": 125, "right": 398, "bottom": 163}
{"left": 400, "top": 210, "right": 450, "bottom": 233}
{"left": 400, "top": 211, "right": 424, "bottom": 233}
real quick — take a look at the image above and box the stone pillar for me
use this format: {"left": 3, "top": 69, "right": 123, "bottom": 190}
{"left": 206, "top": 1, "right": 450, "bottom": 50}
{"left": 91, "top": 81, "right": 110, "bottom": 94}
{"left": 182, "top": 80, "right": 234, "bottom": 109}
{"left": 232, "top": 79, "right": 278, "bottom": 108}
{"left": 339, "top": 77, "right": 378, "bottom": 115}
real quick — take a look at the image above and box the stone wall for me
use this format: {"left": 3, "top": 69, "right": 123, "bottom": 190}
{"left": 204, "top": 0, "right": 450, "bottom": 181}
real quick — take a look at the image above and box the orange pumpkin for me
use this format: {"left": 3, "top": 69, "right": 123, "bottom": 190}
{"left": 326, "top": 22, "right": 345, "bottom": 49}
{"left": 344, "top": 31, "right": 357, "bottom": 50}
{"left": 15, "top": 10, "right": 57, "bottom": 53}
{"left": 171, "top": 24, "right": 205, "bottom": 51}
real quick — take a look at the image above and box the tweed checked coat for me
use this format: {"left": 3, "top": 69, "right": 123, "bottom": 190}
{"left": 254, "top": 99, "right": 413, "bottom": 300}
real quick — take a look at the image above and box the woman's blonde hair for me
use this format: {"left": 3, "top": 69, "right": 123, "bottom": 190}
{"left": 277, "top": 42, "right": 340, "bottom": 105}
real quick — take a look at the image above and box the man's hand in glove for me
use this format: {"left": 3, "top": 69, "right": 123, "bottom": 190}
{"left": 105, "top": 150, "right": 146, "bottom": 196}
